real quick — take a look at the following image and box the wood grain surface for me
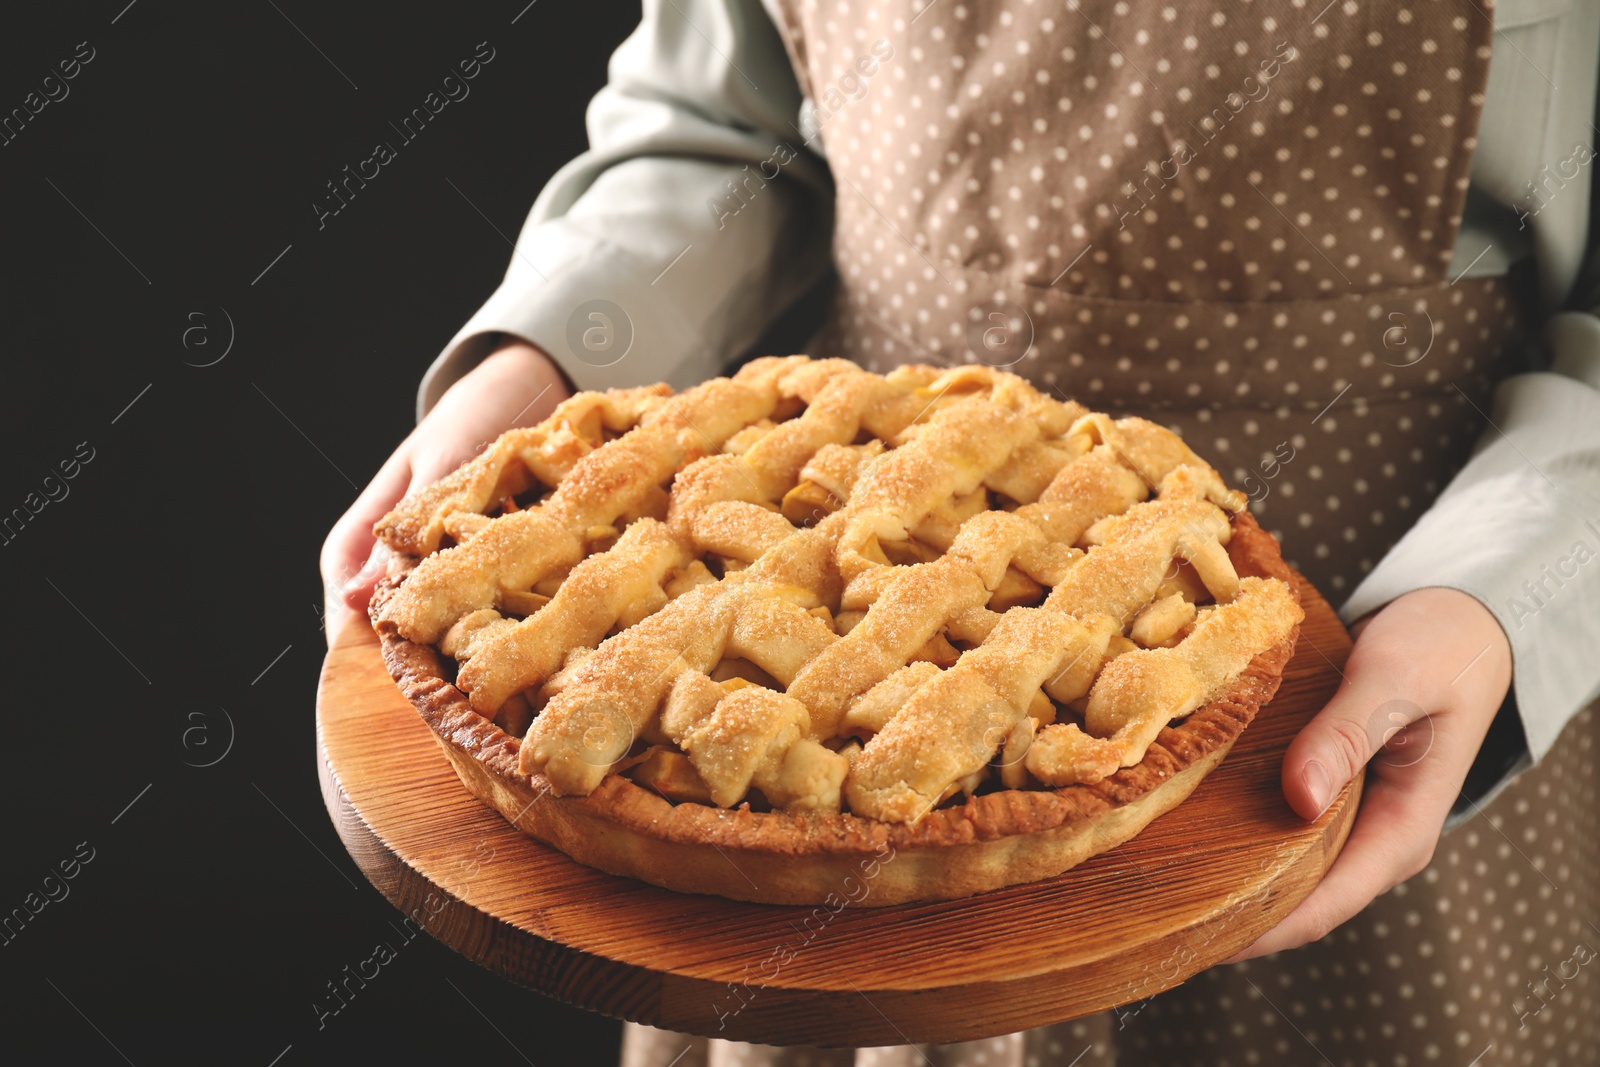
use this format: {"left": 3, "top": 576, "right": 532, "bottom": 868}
{"left": 316, "top": 570, "right": 1360, "bottom": 1047}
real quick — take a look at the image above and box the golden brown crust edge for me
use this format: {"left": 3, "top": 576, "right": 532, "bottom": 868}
{"left": 369, "top": 511, "right": 1300, "bottom": 906}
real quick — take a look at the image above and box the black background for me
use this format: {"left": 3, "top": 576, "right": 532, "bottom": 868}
{"left": 2, "top": 1, "right": 641, "bottom": 1062}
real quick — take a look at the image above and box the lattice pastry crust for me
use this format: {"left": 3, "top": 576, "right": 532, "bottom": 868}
{"left": 370, "top": 357, "right": 1303, "bottom": 904}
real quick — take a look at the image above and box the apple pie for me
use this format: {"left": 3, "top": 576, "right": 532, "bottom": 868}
{"left": 369, "top": 356, "right": 1303, "bottom": 905}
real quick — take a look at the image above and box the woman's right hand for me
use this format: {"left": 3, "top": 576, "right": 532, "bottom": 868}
{"left": 319, "top": 339, "right": 571, "bottom": 647}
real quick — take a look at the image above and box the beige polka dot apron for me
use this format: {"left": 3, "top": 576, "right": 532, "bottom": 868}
{"left": 622, "top": 2, "right": 1600, "bottom": 1064}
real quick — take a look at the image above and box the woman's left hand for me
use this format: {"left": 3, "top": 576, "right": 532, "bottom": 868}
{"left": 1224, "top": 586, "right": 1513, "bottom": 962}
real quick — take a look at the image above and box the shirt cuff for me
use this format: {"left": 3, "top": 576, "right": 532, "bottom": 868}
{"left": 418, "top": 155, "right": 831, "bottom": 419}
{"left": 418, "top": 222, "right": 718, "bottom": 419}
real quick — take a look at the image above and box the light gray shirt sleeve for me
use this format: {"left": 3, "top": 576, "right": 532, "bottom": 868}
{"left": 1341, "top": 0, "right": 1600, "bottom": 818}
{"left": 416, "top": 0, "right": 831, "bottom": 417}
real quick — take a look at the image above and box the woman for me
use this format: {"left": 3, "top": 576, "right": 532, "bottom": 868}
{"left": 322, "top": 0, "right": 1600, "bottom": 1062}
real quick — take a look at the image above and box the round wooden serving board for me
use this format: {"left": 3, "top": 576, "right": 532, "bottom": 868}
{"left": 317, "top": 570, "right": 1360, "bottom": 1048}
